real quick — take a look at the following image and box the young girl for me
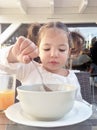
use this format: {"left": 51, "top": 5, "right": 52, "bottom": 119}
{"left": 0, "top": 22, "right": 82, "bottom": 101}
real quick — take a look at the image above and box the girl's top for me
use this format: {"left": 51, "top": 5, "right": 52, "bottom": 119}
{"left": 0, "top": 46, "right": 83, "bottom": 101}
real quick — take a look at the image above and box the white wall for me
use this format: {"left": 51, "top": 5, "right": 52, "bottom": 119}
{"left": 0, "top": 14, "right": 97, "bottom": 24}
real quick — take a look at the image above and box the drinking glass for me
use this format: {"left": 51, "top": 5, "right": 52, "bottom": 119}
{"left": 0, "top": 72, "right": 16, "bottom": 112}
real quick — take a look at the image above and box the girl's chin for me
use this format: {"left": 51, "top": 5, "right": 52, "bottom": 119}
{"left": 43, "top": 65, "right": 60, "bottom": 72}
{"left": 46, "top": 68, "right": 59, "bottom": 73}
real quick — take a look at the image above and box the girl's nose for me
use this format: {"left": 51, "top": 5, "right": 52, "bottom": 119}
{"left": 50, "top": 49, "right": 59, "bottom": 57}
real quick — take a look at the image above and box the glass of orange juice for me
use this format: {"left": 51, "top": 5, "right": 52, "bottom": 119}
{"left": 0, "top": 72, "right": 16, "bottom": 112}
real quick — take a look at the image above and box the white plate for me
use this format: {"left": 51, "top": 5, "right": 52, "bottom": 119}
{"left": 5, "top": 101, "right": 92, "bottom": 127}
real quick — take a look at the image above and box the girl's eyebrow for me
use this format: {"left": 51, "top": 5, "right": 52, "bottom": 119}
{"left": 43, "top": 43, "right": 68, "bottom": 47}
{"left": 43, "top": 43, "right": 51, "bottom": 46}
{"left": 59, "top": 44, "right": 67, "bottom": 47}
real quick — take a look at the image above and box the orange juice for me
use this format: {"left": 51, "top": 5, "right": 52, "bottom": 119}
{"left": 0, "top": 90, "right": 15, "bottom": 111}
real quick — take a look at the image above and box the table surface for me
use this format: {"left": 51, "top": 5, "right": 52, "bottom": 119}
{"left": 0, "top": 108, "right": 97, "bottom": 130}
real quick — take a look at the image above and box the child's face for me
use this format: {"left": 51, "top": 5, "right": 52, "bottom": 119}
{"left": 39, "top": 28, "right": 70, "bottom": 72}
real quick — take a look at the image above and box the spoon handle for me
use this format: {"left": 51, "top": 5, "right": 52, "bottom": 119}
{"left": 32, "top": 61, "right": 52, "bottom": 91}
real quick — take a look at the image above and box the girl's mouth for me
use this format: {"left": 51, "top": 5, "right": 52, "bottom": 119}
{"left": 49, "top": 61, "right": 59, "bottom": 65}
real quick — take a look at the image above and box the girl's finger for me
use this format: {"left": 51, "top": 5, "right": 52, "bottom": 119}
{"left": 28, "top": 47, "right": 39, "bottom": 59}
{"left": 19, "top": 38, "right": 36, "bottom": 53}
{"left": 22, "top": 55, "right": 31, "bottom": 64}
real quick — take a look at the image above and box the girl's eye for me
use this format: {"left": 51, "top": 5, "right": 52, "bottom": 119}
{"left": 59, "top": 49, "right": 66, "bottom": 52}
{"left": 43, "top": 48, "right": 50, "bottom": 51}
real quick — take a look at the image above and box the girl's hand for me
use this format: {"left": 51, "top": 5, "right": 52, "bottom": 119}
{"left": 8, "top": 36, "right": 39, "bottom": 64}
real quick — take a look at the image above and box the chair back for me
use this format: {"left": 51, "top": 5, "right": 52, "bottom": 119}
{"left": 75, "top": 71, "right": 92, "bottom": 104}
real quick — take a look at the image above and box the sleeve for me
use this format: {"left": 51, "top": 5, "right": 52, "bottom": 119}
{"left": 0, "top": 46, "right": 34, "bottom": 82}
{"left": 69, "top": 71, "right": 83, "bottom": 101}
{"left": 0, "top": 45, "right": 20, "bottom": 69}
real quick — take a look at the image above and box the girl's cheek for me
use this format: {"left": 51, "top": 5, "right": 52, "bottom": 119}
{"left": 38, "top": 50, "right": 43, "bottom": 57}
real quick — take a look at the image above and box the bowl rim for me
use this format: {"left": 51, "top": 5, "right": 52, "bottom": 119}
{"left": 17, "top": 84, "right": 77, "bottom": 93}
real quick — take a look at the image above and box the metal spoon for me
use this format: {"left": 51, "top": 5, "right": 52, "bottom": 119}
{"left": 32, "top": 61, "right": 52, "bottom": 91}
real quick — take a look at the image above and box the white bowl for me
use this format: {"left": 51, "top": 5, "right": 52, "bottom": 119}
{"left": 17, "top": 84, "right": 76, "bottom": 121}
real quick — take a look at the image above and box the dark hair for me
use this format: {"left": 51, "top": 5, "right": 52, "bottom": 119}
{"left": 27, "top": 23, "right": 41, "bottom": 44}
{"left": 27, "top": 23, "right": 41, "bottom": 62}
{"left": 91, "top": 36, "right": 97, "bottom": 47}
{"left": 37, "top": 22, "right": 72, "bottom": 47}
{"left": 90, "top": 41, "right": 97, "bottom": 65}
{"left": 70, "top": 31, "right": 85, "bottom": 55}
{"left": 71, "top": 31, "right": 84, "bottom": 44}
